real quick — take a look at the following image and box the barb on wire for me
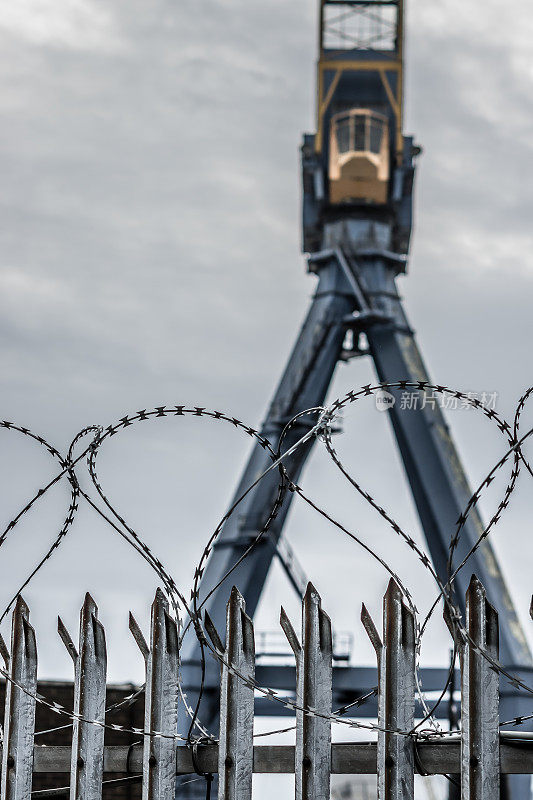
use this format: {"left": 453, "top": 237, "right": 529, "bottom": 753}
{"left": 2, "top": 383, "right": 533, "bottom": 744}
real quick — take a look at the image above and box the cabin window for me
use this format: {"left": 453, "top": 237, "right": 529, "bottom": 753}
{"left": 369, "top": 116, "right": 384, "bottom": 153}
{"left": 354, "top": 115, "right": 366, "bottom": 151}
{"left": 336, "top": 116, "right": 351, "bottom": 153}
{"left": 333, "top": 111, "right": 387, "bottom": 155}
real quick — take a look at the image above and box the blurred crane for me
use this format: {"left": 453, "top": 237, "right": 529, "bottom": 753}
{"left": 180, "top": 4, "right": 533, "bottom": 798}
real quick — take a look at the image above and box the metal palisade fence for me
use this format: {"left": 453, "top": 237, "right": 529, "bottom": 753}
{"left": 1, "top": 577, "right": 532, "bottom": 800}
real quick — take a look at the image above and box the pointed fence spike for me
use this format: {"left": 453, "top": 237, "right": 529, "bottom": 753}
{"left": 218, "top": 588, "right": 255, "bottom": 800}
{"left": 240, "top": 608, "right": 255, "bottom": 657}
{"left": 280, "top": 607, "right": 301, "bottom": 656}
{"left": 0, "top": 631, "right": 9, "bottom": 668}
{"left": 1, "top": 596, "right": 37, "bottom": 800}
{"left": 461, "top": 576, "right": 500, "bottom": 800}
{"left": 372, "top": 583, "right": 415, "bottom": 800}
{"left": 69, "top": 595, "right": 107, "bottom": 800}
{"left": 319, "top": 607, "right": 332, "bottom": 654}
{"left": 443, "top": 601, "right": 465, "bottom": 663}
{"left": 443, "top": 600, "right": 455, "bottom": 638}
{"left": 361, "top": 604, "right": 382, "bottom": 663}
{"left": 204, "top": 611, "right": 224, "bottom": 654}
{"left": 163, "top": 610, "right": 178, "bottom": 656}
{"left": 305, "top": 581, "right": 318, "bottom": 599}
{"left": 229, "top": 585, "right": 241, "bottom": 602}
{"left": 385, "top": 576, "right": 402, "bottom": 600}
{"left": 92, "top": 615, "right": 107, "bottom": 662}
{"left": 83, "top": 592, "right": 98, "bottom": 615}
{"left": 529, "top": 595, "right": 533, "bottom": 622}
{"left": 294, "top": 585, "right": 332, "bottom": 800}
{"left": 129, "top": 612, "right": 150, "bottom": 662}
{"left": 141, "top": 588, "right": 179, "bottom": 800}
{"left": 57, "top": 616, "right": 78, "bottom": 663}
{"left": 154, "top": 586, "right": 168, "bottom": 606}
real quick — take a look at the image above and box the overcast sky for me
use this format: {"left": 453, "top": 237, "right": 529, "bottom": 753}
{"left": 2, "top": 5, "right": 533, "bottom": 774}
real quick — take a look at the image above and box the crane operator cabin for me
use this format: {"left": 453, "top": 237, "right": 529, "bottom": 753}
{"left": 302, "top": 0, "right": 417, "bottom": 256}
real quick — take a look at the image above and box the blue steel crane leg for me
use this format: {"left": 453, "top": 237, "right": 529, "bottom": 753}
{"left": 349, "top": 249, "right": 533, "bottom": 800}
{"left": 179, "top": 243, "right": 533, "bottom": 799}
{"left": 178, "top": 254, "right": 355, "bottom": 737}
{"left": 349, "top": 249, "right": 532, "bottom": 667}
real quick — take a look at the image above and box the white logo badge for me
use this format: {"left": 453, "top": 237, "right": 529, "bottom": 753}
{"left": 375, "top": 390, "right": 396, "bottom": 412}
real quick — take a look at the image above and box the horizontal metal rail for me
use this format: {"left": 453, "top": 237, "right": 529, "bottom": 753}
{"left": 17, "top": 737, "right": 533, "bottom": 776}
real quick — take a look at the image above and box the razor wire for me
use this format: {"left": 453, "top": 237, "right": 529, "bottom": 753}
{"left": 1, "top": 381, "right": 533, "bottom": 745}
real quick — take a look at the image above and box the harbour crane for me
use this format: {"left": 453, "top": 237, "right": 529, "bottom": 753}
{"left": 180, "top": 3, "right": 533, "bottom": 797}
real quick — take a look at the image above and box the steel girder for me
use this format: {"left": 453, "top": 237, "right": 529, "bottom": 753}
{"left": 178, "top": 243, "right": 533, "bottom": 798}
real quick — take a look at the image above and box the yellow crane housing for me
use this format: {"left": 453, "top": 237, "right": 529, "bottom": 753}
{"left": 328, "top": 109, "right": 389, "bottom": 205}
